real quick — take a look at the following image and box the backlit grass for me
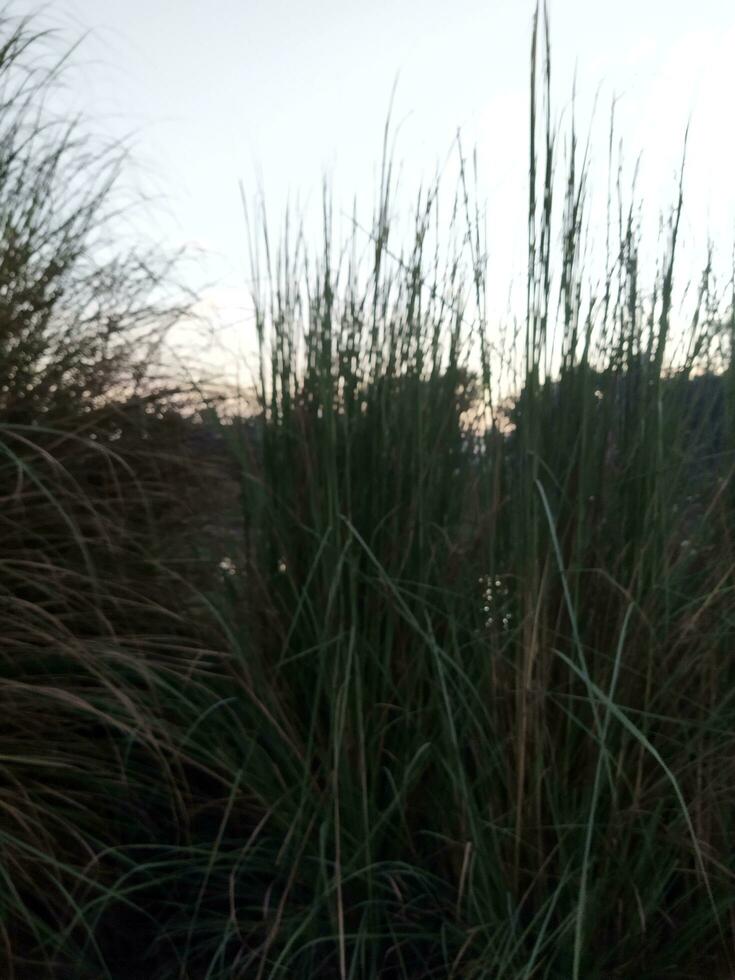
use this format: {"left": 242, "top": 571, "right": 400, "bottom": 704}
{"left": 3, "top": 5, "right": 735, "bottom": 978}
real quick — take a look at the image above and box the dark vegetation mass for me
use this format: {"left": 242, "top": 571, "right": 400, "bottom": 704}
{"left": 3, "top": 8, "right": 735, "bottom": 979}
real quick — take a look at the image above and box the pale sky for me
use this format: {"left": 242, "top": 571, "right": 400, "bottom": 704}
{"left": 22, "top": 0, "right": 735, "bottom": 381}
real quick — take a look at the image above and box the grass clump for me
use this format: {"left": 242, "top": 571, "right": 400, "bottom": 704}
{"left": 0, "top": 13, "right": 238, "bottom": 977}
{"left": 192, "top": 11, "right": 735, "bottom": 978}
{"left": 3, "top": 5, "right": 735, "bottom": 978}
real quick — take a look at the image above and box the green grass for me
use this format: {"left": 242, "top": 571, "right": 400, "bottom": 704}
{"left": 3, "top": 4, "right": 735, "bottom": 978}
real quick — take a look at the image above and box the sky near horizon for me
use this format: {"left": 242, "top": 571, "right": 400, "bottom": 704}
{"left": 19, "top": 0, "right": 735, "bottom": 383}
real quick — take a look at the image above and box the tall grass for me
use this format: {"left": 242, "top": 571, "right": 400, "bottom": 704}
{"left": 0, "top": 13, "right": 238, "bottom": 977}
{"left": 196, "top": 8, "right": 735, "bottom": 977}
{"left": 4, "top": 4, "right": 735, "bottom": 978}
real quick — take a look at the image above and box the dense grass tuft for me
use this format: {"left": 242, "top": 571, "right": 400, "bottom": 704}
{"left": 3, "top": 5, "right": 735, "bottom": 978}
